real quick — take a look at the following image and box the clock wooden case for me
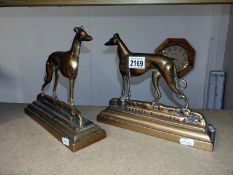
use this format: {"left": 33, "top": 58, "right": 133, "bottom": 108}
{"left": 155, "top": 38, "right": 195, "bottom": 78}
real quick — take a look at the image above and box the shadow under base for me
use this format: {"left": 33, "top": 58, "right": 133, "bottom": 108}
{"left": 97, "top": 98, "right": 215, "bottom": 151}
{"left": 25, "top": 94, "right": 106, "bottom": 152}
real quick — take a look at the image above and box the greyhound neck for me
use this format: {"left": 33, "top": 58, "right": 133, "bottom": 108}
{"left": 70, "top": 36, "right": 81, "bottom": 56}
{"left": 117, "top": 38, "right": 130, "bottom": 56}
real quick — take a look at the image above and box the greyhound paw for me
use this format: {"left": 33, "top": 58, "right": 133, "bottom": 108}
{"left": 182, "top": 108, "right": 191, "bottom": 116}
{"left": 53, "top": 92, "right": 58, "bottom": 99}
{"left": 151, "top": 101, "right": 159, "bottom": 106}
{"left": 126, "top": 97, "right": 130, "bottom": 101}
{"left": 119, "top": 97, "right": 126, "bottom": 102}
{"left": 41, "top": 91, "right": 45, "bottom": 96}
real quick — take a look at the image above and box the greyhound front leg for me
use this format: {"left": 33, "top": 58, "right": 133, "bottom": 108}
{"left": 120, "top": 75, "right": 126, "bottom": 100}
{"left": 126, "top": 76, "right": 131, "bottom": 100}
{"left": 68, "top": 79, "right": 75, "bottom": 107}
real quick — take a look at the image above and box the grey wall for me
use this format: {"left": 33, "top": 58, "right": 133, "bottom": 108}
{"left": 0, "top": 5, "right": 229, "bottom": 108}
{"left": 223, "top": 5, "right": 233, "bottom": 109}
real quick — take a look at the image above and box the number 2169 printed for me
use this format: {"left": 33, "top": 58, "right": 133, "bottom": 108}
{"left": 128, "top": 56, "right": 145, "bottom": 69}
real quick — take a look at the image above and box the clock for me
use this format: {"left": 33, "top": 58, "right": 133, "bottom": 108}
{"left": 155, "top": 38, "right": 195, "bottom": 78}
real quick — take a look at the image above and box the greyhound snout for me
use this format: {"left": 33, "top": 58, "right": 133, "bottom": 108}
{"left": 87, "top": 35, "right": 93, "bottom": 41}
{"left": 105, "top": 40, "right": 111, "bottom": 46}
{"left": 105, "top": 34, "right": 117, "bottom": 46}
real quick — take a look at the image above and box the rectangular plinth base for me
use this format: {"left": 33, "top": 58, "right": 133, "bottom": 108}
{"left": 25, "top": 95, "right": 106, "bottom": 152}
{"left": 97, "top": 108, "right": 214, "bottom": 151}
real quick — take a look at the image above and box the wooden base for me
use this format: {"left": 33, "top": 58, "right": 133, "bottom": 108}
{"left": 25, "top": 94, "right": 106, "bottom": 152}
{"left": 97, "top": 100, "right": 215, "bottom": 151}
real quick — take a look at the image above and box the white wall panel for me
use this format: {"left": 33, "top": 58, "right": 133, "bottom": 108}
{"left": 0, "top": 5, "right": 229, "bottom": 108}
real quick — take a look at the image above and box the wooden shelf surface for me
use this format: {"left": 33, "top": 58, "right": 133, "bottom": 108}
{"left": 0, "top": 0, "right": 233, "bottom": 6}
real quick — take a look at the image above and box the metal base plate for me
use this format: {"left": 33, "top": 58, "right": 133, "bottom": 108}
{"left": 25, "top": 94, "right": 106, "bottom": 152}
{"left": 97, "top": 101, "right": 215, "bottom": 151}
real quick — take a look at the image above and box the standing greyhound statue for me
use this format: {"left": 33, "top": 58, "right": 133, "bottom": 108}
{"left": 26, "top": 26, "right": 106, "bottom": 149}
{"left": 105, "top": 33, "right": 189, "bottom": 109}
{"left": 41, "top": 27, "right": 93, "bottom": 108}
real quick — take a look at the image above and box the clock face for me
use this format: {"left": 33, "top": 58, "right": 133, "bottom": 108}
{"left": 161, "top": 45, "right": 189, "bottom": 72}
{"left": 155, "top": 38, "right": 195, "bottom": 78}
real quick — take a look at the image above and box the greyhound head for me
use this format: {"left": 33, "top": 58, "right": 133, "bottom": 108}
{"left": 105, "top": 33, "right": 120, "bottom": 46}
{"left": 74, "top": 26, "right": 93, "bottom": 41}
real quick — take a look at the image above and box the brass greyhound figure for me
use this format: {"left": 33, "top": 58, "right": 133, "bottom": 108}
{"left": 105, "top": 33, "right": 189, "bottom": 108}
{"left": 41, "top": 27, "right": 93, "bottom": 108}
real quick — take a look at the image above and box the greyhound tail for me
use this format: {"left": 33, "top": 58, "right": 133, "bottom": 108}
{"left": 173, "top": 66, "right": 187, "bottom": 90}
{"left": 41, "top": 59, "right": 54, "bottom": 92}
{"left": 44, "top": 60, "right": 53, "bottom": 81}
{"left": 44, "top": 74, "right": 47, "bottom": 82}
{"left": 178, "top": 79, "right": 187, "bottom": 90}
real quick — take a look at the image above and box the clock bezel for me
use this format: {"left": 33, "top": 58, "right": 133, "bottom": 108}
{"left": 155, "top": 38, "right": 195, "bottom": 78}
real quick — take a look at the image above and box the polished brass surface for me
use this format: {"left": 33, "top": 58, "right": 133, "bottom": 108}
{"left": 26, "top": 27, "right": 106, "bottom": 152}
{"left": 41, "top": 27, "right": 92, "bottom": 109}
{"left": 100, "top": 33, "right": 215, "bottom": 151}
{"left": 105, "top": 33, "right": 189, "bottom": 108}
{"left": 25, "top": 94, "right": 106, "bottom": 152}
{"left": 107, "top": 98, "right": 207, "bottom": 127}
{"left": 97, "top": 99, "right": 215, "bottom": 151}
{"left": 0, "top": 0, "right": 233, "bottom": 6}
{"left": 155, "top": 38, "right": 195, "bottom": 78}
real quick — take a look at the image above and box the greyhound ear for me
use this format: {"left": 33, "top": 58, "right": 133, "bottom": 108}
{"left": 74, "top": 27, "right": 79, "bottom": 33}
{"left": 114, "top": 33, "right": 119, "bottom": 38}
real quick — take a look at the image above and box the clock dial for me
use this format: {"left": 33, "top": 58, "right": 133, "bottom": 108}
{"left": 155, "top": 38, "right": 195, "bottom": 78}
{"left": 161, "top": 45, "right": 189, "bottom": 72}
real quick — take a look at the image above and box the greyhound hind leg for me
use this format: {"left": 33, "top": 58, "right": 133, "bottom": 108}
{"left": 180, "top": 94, "right": 189, "bottom": 109}
{"left": 174, "top": 74, "right": 189, "bottom": 108}
{"left": 163, "top": 65, "right": 189, "bottom": 109}
{"left": 168, "top": 80, "right": 189, "bottom": 109}
{"left": 53, "top": 68, "right": 59, "bottom": 99}
{"left": 152, "top": 69, "right": 161, "bottom": 105}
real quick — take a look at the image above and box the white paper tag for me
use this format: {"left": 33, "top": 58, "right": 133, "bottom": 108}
{"left": 179, "top": 138, "right": 194, "bottom": 146}
{"left": 129, "top": 56, "right": 145, "bottom": 69}
{"left": 62, "top": 137, "right": 69, "bottom": 146}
